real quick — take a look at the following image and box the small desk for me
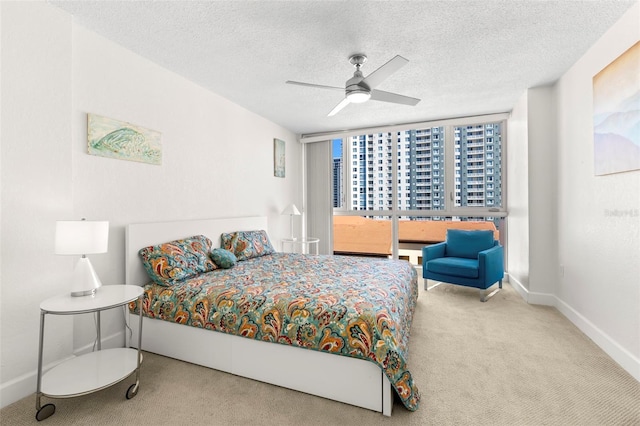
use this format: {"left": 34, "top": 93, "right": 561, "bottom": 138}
{"left": 282, "top": 237, "right": 320, "bottom": 254}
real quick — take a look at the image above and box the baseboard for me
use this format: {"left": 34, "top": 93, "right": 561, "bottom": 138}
{"left": 506, "top": 273, "right": 555, "bottom": 305}
{"left": 0, "top": 330, "right": 124, "bottom": 409}
{"left": 0, "top": 353, "right": 74, "bottom": 409}
{"left": 555, "top": 298, "right": 640, "bottom": 382}
{"left": 507, "top": 273, "right": 640, "bottom": 382}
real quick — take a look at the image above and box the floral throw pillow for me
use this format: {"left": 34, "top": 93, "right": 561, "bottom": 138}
{"left": 221, "top": 230, "right": 275, "bottom": 261}
{"left": 210, "top": 248, "right": 237, "bottom": 269}
{"left": 139, "top": 235, "right": 217, "bottom": 286}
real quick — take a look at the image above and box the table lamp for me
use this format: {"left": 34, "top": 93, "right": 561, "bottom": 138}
{"left": 55, "top": 219, "right": 109, "bottom": 297}
{"left": 281, "top": 204, "right": 301, "bottom": 241}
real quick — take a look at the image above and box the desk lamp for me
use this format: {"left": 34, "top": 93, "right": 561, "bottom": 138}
{"left": 281, "top": 204, "right": 301, "bottom": 241}
{"left": 55, "top": 219, "right": 109, "bottom": 297}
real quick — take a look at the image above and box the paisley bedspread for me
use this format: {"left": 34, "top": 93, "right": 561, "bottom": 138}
{"left": 130, "top": 252, "right": 420, "bottom": 410}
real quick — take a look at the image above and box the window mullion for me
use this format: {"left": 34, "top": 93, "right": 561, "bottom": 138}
{"left": 444, "top": 125, "right": 455, "bottom": 215}
{"left": 391, "top": 132, "right": 399, "bottom": 259}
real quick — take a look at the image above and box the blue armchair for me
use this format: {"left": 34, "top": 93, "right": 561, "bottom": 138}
{"left": 422, "top": 229, "right": 504, "bottom": 302}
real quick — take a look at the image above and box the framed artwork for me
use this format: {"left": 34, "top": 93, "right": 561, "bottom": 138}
{"left": 87, "top": 113, "right": 162, "bottom": 165}
{"left": 593, "top": 41, "right": 640, "bottom": 176}
{"left": 274, "top": 138, "right": 285, "bottom": 177}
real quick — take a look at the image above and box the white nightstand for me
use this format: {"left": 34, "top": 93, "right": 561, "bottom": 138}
{"left": 35, "top": 285, "right": 144, "bottom": 421}
{"left": 281, "top": 237, "right": 320, "bottom": 254}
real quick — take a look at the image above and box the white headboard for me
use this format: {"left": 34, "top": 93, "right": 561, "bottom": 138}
{"left": 125, "top": 216, "right": 269, "bottom": 286}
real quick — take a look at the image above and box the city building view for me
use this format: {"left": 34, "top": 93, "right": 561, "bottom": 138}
{"left": 332, "top": 122, "right": 504, "bottom": 263}
{"left": 332, "top": 122, "right": 502, "bottom": 212}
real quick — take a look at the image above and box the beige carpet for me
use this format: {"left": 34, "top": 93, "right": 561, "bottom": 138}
{"left": 2, "top": 282, "right": 639, "bottom": 425}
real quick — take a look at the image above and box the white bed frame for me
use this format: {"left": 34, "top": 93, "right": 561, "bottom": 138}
{"left": 125, "top": 216, "right": 393, "bottom": 416}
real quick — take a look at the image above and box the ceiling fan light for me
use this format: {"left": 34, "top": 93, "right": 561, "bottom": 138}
{"left": 347, "top": 91, "right": 371, "bottom": 104}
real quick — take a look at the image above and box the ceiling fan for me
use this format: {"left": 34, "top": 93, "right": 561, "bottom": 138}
{"left": 286, "top": 54, "right": 421, "bottom": 117}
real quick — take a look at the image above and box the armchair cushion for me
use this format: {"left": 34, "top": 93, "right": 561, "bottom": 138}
{"left": 446, "top": 229, "right": 494, "bottom": 259}
{"left": 427, "top": 257, "right": 479, "bottom": 279}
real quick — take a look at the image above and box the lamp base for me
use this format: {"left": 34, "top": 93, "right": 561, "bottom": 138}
{"left": 71, "top": 288, "right": 98, "bottom": 297}
{"left": 70, "top": 257, "right": 103, "bottom": 297}
{"left": 289, "top": 215, "right": 297, "bottom": 242}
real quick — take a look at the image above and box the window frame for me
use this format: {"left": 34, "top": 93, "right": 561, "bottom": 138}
{"left": 303, "top": 112, "right": 508, "bottom": 258}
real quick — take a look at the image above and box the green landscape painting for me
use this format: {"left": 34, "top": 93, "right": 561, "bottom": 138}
{"left": 88, "top": 114, "right": 162, "bottom": 165}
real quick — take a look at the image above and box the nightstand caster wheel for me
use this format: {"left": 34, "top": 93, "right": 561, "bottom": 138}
{"left": 126, "top": 383, "right": 139, "bottom": 400}
{"left": 36, "top": 403, "right": 55, "bottom": 421}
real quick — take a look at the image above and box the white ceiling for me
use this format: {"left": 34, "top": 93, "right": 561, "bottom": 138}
{"left": 50, "top": 0, "right": 636, "bottom": 136}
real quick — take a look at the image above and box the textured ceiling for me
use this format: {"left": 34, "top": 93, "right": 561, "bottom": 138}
{"left": 50, "top": 1, "right": 636, "bottom": 136}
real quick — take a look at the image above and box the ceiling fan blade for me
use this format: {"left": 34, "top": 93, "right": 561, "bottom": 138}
{"left": 328, "top": 98, "right": 351, "bottom": 117}
{"left": 361, "top": 55, "right": 409, "bottom": 89}
{"left": 370, "top": 89, "right": 420, "bottom": 106}
{"left": 286, "top": 80, "right": 344, "bottom": 91}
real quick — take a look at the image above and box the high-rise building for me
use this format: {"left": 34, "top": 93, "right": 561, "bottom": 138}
{"left": 332, "top": 157, "right": 343, "bottom": 208}
{"left": 333, "top": 123, "right": 501, "bottom": 212}
{"left": 455, "top": 123, "right": 502, "bottom": 208}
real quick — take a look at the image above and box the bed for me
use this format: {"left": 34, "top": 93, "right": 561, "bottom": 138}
{"left": 125, "top": 216, "right": 420, "bottom": 415}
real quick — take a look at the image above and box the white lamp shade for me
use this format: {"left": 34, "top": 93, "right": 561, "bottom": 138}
{"left": 281, "top": 204, "right": 301, "bottom": 216}
{"left": 55, "top": 220, "right": 109, "bottom": 255}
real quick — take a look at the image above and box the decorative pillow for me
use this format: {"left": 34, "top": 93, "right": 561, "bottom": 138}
{"left": 210, "top": 248, "right": 237, "bottom": 269}
{"left": 139, "top": 235, "right": 217, "bottom": 286}
{"left": 221, "top": 229, "right": 275, "bottom": 261}
{"left": 445, "top": 229, "right": 495, "bottom": 259}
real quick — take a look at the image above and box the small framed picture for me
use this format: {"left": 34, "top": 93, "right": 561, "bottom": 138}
{"left": 274, "top": 138, "right": 285, "bottom": 177}
{"left": 88, "top": 113, "right": 162, "bottom": 165}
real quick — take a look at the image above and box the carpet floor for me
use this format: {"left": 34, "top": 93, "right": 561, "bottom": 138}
{"left": 2, "top": 281, "right": 639, "bottom": 425}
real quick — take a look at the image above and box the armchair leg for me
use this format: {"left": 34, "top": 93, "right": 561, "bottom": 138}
{"left": 425, "top": 279, "right": 443, "bottom": 291}
{"left": 481, "top": 282, "right": 502, "bottom": 302}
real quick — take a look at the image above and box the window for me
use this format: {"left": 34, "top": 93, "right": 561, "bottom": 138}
{"left": 332, "top": 120, "right": 504, "bottom": 213}
{"left": 453, "top": 123, "right": 502, "bottom": 209}
{"left": 327, "top": 117, "right": 505, "bottom": 263}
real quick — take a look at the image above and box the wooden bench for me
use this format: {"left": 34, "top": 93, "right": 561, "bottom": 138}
{"left": 333, "top": 216, "right": 499, "bottom": 257}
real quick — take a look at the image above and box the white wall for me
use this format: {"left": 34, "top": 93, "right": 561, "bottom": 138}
{"left": 1, "top": 1, "right": 301, "bottom": 407}
{"left": 506, "top": 91, "right": 530, "bottom": 289}
{"left": 508, "top": 3, "right": 639, "bottom": 380}
{"left": 527, "top": 86, "right": 558, "bottom": 298}
{"left": 1, "top": 1, "right": 75, "bottom": 407}
{"left": 508, "top": 85, "right": 559, "bottom": 300}
{"left": 554, "top": 3, "right": 639, "bottom": 379}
